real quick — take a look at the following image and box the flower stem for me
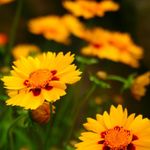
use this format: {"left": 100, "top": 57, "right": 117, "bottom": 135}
{"left": 5, "top": 0, "right": 23, "bottom": 66}
{"left": 106, "top": 75, "right": 126, "bottom": 83}
{"left": 7, "top": 114, "right": 27, "bottom": 150}
{"left": 45, "top": 102, "right": 53, "bottom": 150}
{"left": 65, "top": 84, "right": 96, "bottom": 145}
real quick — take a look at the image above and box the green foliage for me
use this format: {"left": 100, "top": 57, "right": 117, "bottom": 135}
{"left": 89, "top": 75, "right": 111, "bottom": 89}
{"left": 76, "top": 56, "right": 99, "bottom": 65}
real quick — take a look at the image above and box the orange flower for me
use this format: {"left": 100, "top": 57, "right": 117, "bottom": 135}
{"left": 28, "top": 15, "right": 86, "bottom": 44}
{"left": 81, "top": 28, "right": 143, "bottom": 68}
{"left": 131, "top": 72, "right": 150, "bottom": 100}
{"left": 63, "top": 0, "right": 119, "bottom": 19}
{"left": 0, "top": 0, "right": 14, "bottom": 5}
{"left": 28, "top": 16, "right": 70, "bottom": 44}
{"left": 0, "top": 33, "right": 7, "bottom": 45}
{"left": 62, "top": 14, "right": 86, "bottom": 38}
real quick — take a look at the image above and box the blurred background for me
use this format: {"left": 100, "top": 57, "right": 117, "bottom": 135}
{"left": 0, "top": 0, "right": 150, "bottom": 149}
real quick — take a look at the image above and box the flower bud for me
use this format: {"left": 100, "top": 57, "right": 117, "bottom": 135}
{"left": 31, "top": 102, "right": 50, "bottom": 124}
{"left": 97, "top": 71, "right": 107, "bottom": 80}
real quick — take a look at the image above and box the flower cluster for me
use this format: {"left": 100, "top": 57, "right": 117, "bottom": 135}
{"left": 0, "top": 0, "right": 150, "bottom": 149}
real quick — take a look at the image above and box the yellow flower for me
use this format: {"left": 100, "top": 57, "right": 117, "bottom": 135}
{"left": 131, "top": 72, "right": 150, "bottom": 101}
{"left": 0, "top": 0, "right": 14, "bottom": 5}
{"left": 63, "top": 0, "right": 119, "bottom": 19}
{"left": 62, "top": 15, "right": 86, "bottom": 38}
{"left": 12, "top": 44, "right": 40, "bottom": 60}
{"left": 2, "top": 52, "right": 81, "bottom": 109}
{"left": 28, "top": 16, "right": 70, "bottom": 44}
{"left": 75, "top": 105, "right": 150, "bottom": 150}
{"left": 81, "top": 28, "right": 143, "bottom": 68}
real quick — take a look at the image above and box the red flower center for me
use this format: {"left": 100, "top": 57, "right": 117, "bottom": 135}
{"left": 24, "top": 69, "right": 59, "bottom": 96}
{"left": 99, "top": 126, "right": 138, "bottom": 150}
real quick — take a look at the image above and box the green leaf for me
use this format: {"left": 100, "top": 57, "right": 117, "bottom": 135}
{"left": 65, "top": 145, "right": 75, "bottom": 150}
{"left": 0, "top": 95, "right": 8, "bottom": 101}
{"left": 89, "top": 75, "right": 111, "bottom": 89}
{"left": 121, "top": 73, "right": 136, "bottom": 91}
{"left": 76, "top": 56, "right": 99, "bottom": 65}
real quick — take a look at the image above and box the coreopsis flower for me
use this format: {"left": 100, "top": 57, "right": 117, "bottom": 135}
{"left": 62, "top": 15, "right": 86, "bottom": 38}
{"left": 28, "top": 16, "right": 70, "bottom": 44}
{"left": 75, "top": 105, "right": 150, "bottom": 150}
{"left": 81, "top": 28, "right": 143, "bottom": 68}
{"left": 12, "top": 44, "right": 40, "bottom": 60}
{"left": 0, "top": 33, "right": 7, "bottom": 45}
{"left": 131, "top": 72, "right": 150, "bottom": 101}
{"left": 2, "top": 52, "right": 81, "bottom": 109}
{"left": 63, "top": 0, "right": 119, "bottom": 19}
{"left": 0, "top": 0, "right": 14, "bottom": 5}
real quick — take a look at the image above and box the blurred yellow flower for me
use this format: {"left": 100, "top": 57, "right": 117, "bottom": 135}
{"left": 62, "top": 15, "right": 85, "bottom": 38}
{"left": 0, "top": 33, "right": 7, "bottom": 45}
{"left": 0, "top": 0, "right": 14, "bottom": 5}
{"left": 131, "top": 72, "right": 150, "bottom": 101}
{"left": 63, "top": 0, "right": 119, "bottom": 19}
{"left": 28, "top": 16, "right": 70, "bottom": 44}
{"left": 12, "top": 44, "right": 40, "bottom": 60}
{"left": 2, "top": 52, "right": 81, "bottom": 109}
{"left": 75, "top": 105, "right": 150, "bottom": 150}
{"left": 81, "top": 28, "right": 143, "bottom": 67}
{"left": 28, "top": 15, "right": 85, "bottom": 43}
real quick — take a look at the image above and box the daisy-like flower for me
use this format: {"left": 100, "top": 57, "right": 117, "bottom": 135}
{"left": 81, "top": 28, "right": 143, "bottom": 68}
{"left": 63, "top": 0, "right": 119, "bottom": 19}
{"left": 62, "top": 14, "right": 86, "bottom": 38}
{"left": 131, "top": 72, "right": 150, "bottom": 101}
{"left": 12, "top": 44, "right": 40, "bottom": 60}
{"left": 0, "top": 0, "right": 14, "bottom": 5}
{"left": 75, "top": 105, "right": 150, "bottom": 150}
{"left": 2, "top": 52, "right": 81, "bottom": 109}
{"left": 28, "top": 16, "right": 70, "bottom": 44}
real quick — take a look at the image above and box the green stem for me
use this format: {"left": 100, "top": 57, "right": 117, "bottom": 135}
{"left": 45, "top": 103, "right": 53, "bottom": 150}
{"left": 64, "top": 84, "right": 97, "bottom": 145}
{"left": 5, "top": 0, "right": 23, "bottom": 65}
{"left": 7, "top": 114, "right": 27, "bottom": 150}
{"left": 47, "top": 88, "right": 73, "bottom": 148}
{"left": 106, "top": 75, "right": 126, "bottom": 83}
